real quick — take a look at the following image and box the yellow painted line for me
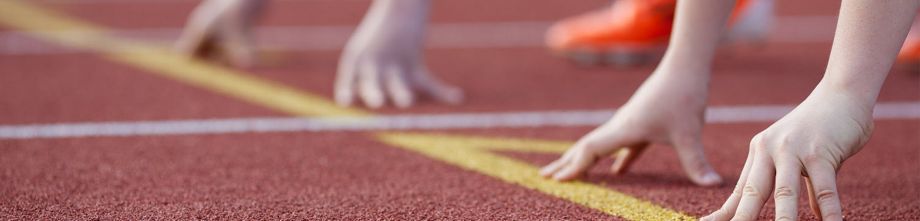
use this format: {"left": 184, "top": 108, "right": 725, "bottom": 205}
{"left": 0, "top": 0, "right": 368, "bottom": 118}
{"left": 379, "top": 132, "right": 571, "bottom": 154}
{"left": 0, "top": 1, "right": 696, "bottom": 220}
{"left": 105, "top": 45, "right": 370, "bottom": 118}
{"left": 377, "top": 132, "right": 694, "bottom": 220}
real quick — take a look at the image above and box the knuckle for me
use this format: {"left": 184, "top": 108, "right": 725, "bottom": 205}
{"left": 749, "top": 134, "right": 766, "bottom": 150}
{"left": 732, "top": 185, "right": 745, "bottom": 196}
{"left": 822, "top": 211, "right": 843, "bottom": 220}
{"left": 750, "top": 143, "right": 768, "bottom": 153}
{"left": 575, "top": 142, "right": 599, "bottom": 155}
{"left": 772, "top": 145, "right": 792, "bottom": 154}
{"left": 816, "top": 189, "right": 838, "bottom": 202}
{"left": 779, "top": 135, "right": 796, "bottom": 147}
{"left": 580, "top": 139, "right": 614, "bottom": 155}
{"left": 801, "top": 151, "right": 829, "bottom": 166}
{"left": 773, "top": 186, "right": 796, "bottom": 200}
{"left": 581, "top": 139, "right": 603, "bottom": 150}
{"left": 742, "top": 185, "right": 762, "bottom": 198}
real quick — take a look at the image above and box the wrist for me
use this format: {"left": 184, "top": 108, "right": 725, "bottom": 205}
{"left": 808, "top": 81, "right": 878, "bottom": 119}
{"left": 814, "top": 76, "right": 882, "bottom": 106}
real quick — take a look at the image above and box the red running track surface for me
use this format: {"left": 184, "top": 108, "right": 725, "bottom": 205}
{"left": 1, "top": 0, "right": 918, "bottom": 220}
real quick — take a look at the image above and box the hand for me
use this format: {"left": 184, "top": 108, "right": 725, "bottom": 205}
{"left": 175, "top": 0, "right": 263, "bottom": 67}
{"left": 540, "top": 67, "right": 723, "bottom": 186}
{"left": 335, "top": 0, "right": 462, "bottom": 108}
{"left": 702, "top": 86, "right": 874, "bottom": 221}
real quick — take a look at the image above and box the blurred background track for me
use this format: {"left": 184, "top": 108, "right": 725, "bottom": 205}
{"left": 1, "top": 0, "right": 918, "bottom": 220}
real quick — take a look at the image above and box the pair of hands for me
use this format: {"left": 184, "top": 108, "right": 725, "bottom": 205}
{"left": 176, "top": 0, "right": 462, "bottom": 109}
{"left": 541, "top": 67, "right": 872, "bottom": 220}
{"left": 178, "top": 1, "right": 873, "bottom": 219}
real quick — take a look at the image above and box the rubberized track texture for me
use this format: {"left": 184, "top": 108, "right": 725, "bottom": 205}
{"left": 1, "top": 0, "right": 919, "bottom": 220}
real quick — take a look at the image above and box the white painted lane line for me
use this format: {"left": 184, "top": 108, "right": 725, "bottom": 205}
{"left": 0, "top": 16, "right": 835, "bottom": 55}
{"left": 33, "top": 0, "right": 344, "bottom": 4}
{"left": 1, "top": 102, "right": 916, "bottom": 139}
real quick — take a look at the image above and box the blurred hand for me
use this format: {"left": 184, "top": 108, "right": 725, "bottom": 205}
{"left": 702, "top": 86, "right": 873, "bottom": 221}
{"left": 175, "top": 0, "right": 263, "bottom": 67}
{"left": 540, "top": 67, "right": 723, "bottom": 186}
{"left": 336, "top": 0, "right": 462, "bottom": 108}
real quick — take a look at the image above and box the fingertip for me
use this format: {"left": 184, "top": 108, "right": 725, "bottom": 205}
{"left": 359, "top": 86, "right": 385, "bottom": 109}
{"left": 365, "top": 98, "right": 384, "bottom": 109}
{"left": 540, "top": 158, "right": 568, "bottom": 179}
{"left": 538, "top": 167, "right": 553, "bottom": 178}
{"left": 390, "top": 91, "right": 415, "bottom": 109}
{"left": 551, "top": 173, "right": 572, "bottom": 181}
{"left": 684, "top": 164, "right": 724, "bottom": 187}
{"left": 698, "top": 215, "right": 713, "bottom": 221}
{"left": 442, "top": 87, "right": 464, "bottom": 105}
{"left": 696, "top": 171, "right": 724, "bottom": 187}
{"left": 699, "top": 214, "right": 721, "bottom": 221}
{"left": 552, "top": 166, "right": 582, "bottom": 181}
{"left": 429, "top": 85, "right": 463, "bottom": 105}
{"left": 334, "top": 90, "right": 354, "bottom": 107}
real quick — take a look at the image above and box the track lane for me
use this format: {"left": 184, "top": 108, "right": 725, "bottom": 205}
{"left": 0, "top": 132, "right": 618, "bottom": 220}
{"left": 0, "top": 0, "right": 916, "bottom": 217}
{"left": 0, "top": 53, "right": 279, "bottom": 124}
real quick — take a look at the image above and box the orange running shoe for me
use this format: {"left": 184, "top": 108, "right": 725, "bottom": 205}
{"left": 546, "top": 0, "right": 765, "bottom": 65}
{"left": 897, "top": 23, "right": 919, "bottom": 64}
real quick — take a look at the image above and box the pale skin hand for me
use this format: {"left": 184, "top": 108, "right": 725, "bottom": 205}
{"left": 702, "top": 1, "right": 920, "bottom": 220}
{"left": 336, "top": 0, "right": 463, "bottom": 108}
{"left": 540, "top": 0, "right": 738, "bottom": 186}
{"left": 175, "top": 0, "right": 461, "bottom": 108}
{"left": 175, "top": 0, "right": 263, "bottom": 67}
{"left": 539, "top": 66, "right": 723, "bottom": 186}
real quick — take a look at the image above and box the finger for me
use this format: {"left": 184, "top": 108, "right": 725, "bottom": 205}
{"left": 672, "top": 136, "right": 723, "bottom": 186}
{"left": 540, "top": 149, "right": 576, "bottom": 178}
{"left": 702, "top": 149, "right": 756, "bottom": 221}
{"left": 773, "top": 156, "right": 802, "bottom": 221}
{"left": 805, "top": 162, "right": 843, "bottom": 221}
{"left": 610, "top": 144, "right": 649, "bottom": 175}
{"left": 551, "top": 145, "right": 600, "bottom": 181}
{"left": 358, "top": 63, "right": 386, "bottom": 108}
{"left": 175, "top": 0, "right": 224, "bottom": 56}
{"left": 384, "top": 65, "right": 415, "bottom": 108}
{"left": 334, "top": 58, "right": 359, "bottom": 107}
{"left": 551, "top": 129, "right": 640, "bottom": 181}
{"left": 731, "top": 152, "right": 774, "bottom": 221}
{"left": 217, "top": 17, "right": 255, "bottom": 67}
{"left": 410, "top": 66, "right": 463, "bottom": 105}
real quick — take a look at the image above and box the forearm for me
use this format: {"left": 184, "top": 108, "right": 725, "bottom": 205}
{"left": 818, "top": 0, "right": 920, "bottom": 105}
{"left": 658, "top": 0, "right": 737, "bottom": 73}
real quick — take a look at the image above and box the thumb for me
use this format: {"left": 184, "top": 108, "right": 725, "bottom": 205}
{"left": 409, "top": 66, "right": 463, "bottom": 105}
{"left": 610, "top": 144, "right": 649, "bottom": 175}
{"left": 672, "top": 135, "right": 723, "bottom": 186}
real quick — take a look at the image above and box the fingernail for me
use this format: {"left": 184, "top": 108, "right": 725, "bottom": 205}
{"left": 700, "top": 172, "right": 723, "bottom": 186}
{"left": 552, "top": 173, "right": 568, "bottom": 181}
